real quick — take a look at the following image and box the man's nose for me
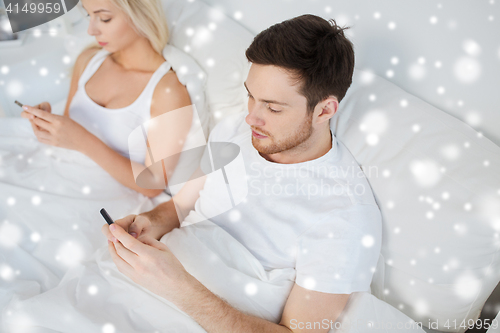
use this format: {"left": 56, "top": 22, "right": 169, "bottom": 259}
{"left": 245, "top": 104, "right": 265, "bottom": 127}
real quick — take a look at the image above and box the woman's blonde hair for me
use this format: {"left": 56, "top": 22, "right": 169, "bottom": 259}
{"left": 111, "top": 0, "right": 169, "bottom": 54}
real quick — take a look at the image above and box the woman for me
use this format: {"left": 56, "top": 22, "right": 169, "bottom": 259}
{"left": 20, "top": 0, "right": 193, "bottom": 198}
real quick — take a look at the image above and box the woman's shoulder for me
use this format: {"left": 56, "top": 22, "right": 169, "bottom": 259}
{"left": 73, "top": 45, "right": 104, "bottom": 79}
{"left": 151, "top": 70, "right": 191, "bottom": 117}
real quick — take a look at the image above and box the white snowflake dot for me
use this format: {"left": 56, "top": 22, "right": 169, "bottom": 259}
{"left": 206, "top": 58, "right": 215, "bottom": 67}
{"left": 303, "top": 277, "right": 316, "bottom": 289}
{"left": 233, "top": 11, "right": 243, "bottom": 20}
{"left": 0, "top": 264, "right": 14, "bottom": 281}
{"left": 102, "top": 323, "right": 116, "bottom": 333}
{"left": 362, "top": 235, "right": 375, "bottom": 247}
{"left": 88, "top": 285, "right": 98, "bottom": 295}
{"left": 245, "top": 283, "right": 258, "bottom": 295}
{"left": 32, "top": 196, "right": 42, "bottom": 205}
{"left": 39, "top": 67, "right": 49, "bottom": 76}
{"left": 31, "top": 232, "right": 41, "bottom": 242}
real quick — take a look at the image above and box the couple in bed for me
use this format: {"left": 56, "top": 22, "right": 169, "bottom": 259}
{"left": 20, "top": 0, "right": 382, "bottom": 331}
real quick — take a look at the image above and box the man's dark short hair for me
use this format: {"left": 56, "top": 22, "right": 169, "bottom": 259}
{"left": 245, "top": 14, "right": 355, "bottom": 113}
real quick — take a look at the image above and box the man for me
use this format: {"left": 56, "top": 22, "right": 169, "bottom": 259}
{"left": 103, "top": 14, "right": 382, "bottom": 332}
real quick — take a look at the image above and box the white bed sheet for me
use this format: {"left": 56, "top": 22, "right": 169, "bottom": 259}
{"left": 1, "top": 206, "right": 426, "bottom": 333}
{"left": 0, "top": 119, "right": 168, "bottom": 313}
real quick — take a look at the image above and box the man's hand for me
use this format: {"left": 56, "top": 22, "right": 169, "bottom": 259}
{"left": 101, "top": 201, "right": 181, "bottom": 244}
{"left": 107, "top": 223, "right": 192, "bottom": 303}
{"left": 102, "top": 213, "right": 172, "bottom": 243}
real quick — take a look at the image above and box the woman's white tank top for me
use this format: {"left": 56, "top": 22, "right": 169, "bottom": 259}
{"left": 69, "top": 48, "right": 172, "bottom": 163}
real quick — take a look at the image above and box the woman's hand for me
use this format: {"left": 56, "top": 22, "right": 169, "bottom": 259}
{"left": 21, "top": 105, "right": 92, "bottom": 152}
{"left": 21, "top": 102, "right": 52, "bottom": 132}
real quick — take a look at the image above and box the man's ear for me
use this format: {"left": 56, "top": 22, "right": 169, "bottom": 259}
{"left": 313, "top": 96, "right": 338, "bottom": 124}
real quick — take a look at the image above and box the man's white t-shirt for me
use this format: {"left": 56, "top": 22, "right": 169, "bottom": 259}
{"left": 185, "top": 112, "right": 382, "bottom": 294}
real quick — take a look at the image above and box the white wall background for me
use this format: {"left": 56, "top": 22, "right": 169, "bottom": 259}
{"left": 201, "top": 0, "right": 500, "bottom": 147}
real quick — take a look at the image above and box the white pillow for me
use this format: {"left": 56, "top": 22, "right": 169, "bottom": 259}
{"left": 331, "top": 69, "right": 500, "bottom": 332}
{"left": 161, "top": 0, "right": 254, "bottom": 130}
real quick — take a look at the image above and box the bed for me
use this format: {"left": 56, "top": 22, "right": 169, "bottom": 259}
{"left": 1, "top": 0, "right": 499, "bottom": 332}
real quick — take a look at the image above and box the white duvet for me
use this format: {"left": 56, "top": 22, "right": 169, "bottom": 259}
{"left": 0, "top": 119, "right": 426, "bottom": 333}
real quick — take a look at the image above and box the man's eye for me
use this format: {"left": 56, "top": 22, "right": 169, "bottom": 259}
{"left": 267, "top": 105, "right": 281, "bottom": 113}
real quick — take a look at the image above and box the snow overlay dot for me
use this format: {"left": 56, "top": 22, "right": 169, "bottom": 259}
{"left": 32, "top": 196, "right": 42, "bottom": 205}
{"left": 39, "top": 67, "right": 48, "bottom": 76}
{"left": 0, "top": 221, "right": 22, "bottom": 248}
{"left": 245, "top": 283, "right": 258, "bottom": 296}
{"left": 362, "top": 235, "right": 375, "bottom": 247}
{"left": 31, "top": 232, "right": 41, "bottom": 242}
{"left": 463, "top": 39, "right": 481, "bottom": 56}
{"left": 454, "top": 57, "right": 481, "bottom": 83}
{"left": 303, "top": 277, "right": 316, "bottom": 290}
{"left": 88, "top": 285, "right": 98, "bottom": 295}
{"left": 102, "top": 323, "right": 116, "bottom": 333}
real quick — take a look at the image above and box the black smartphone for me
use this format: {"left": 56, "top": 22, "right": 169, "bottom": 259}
{"left": 100, "top": 208, "right": 114, "bottom": 225}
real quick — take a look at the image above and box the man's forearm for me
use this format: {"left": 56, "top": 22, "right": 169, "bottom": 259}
{"left": 173, "top": 275, "right": 292, "bottom": 333}
{"left": 142, "top": 200, "right": 180, "bottom": 232}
